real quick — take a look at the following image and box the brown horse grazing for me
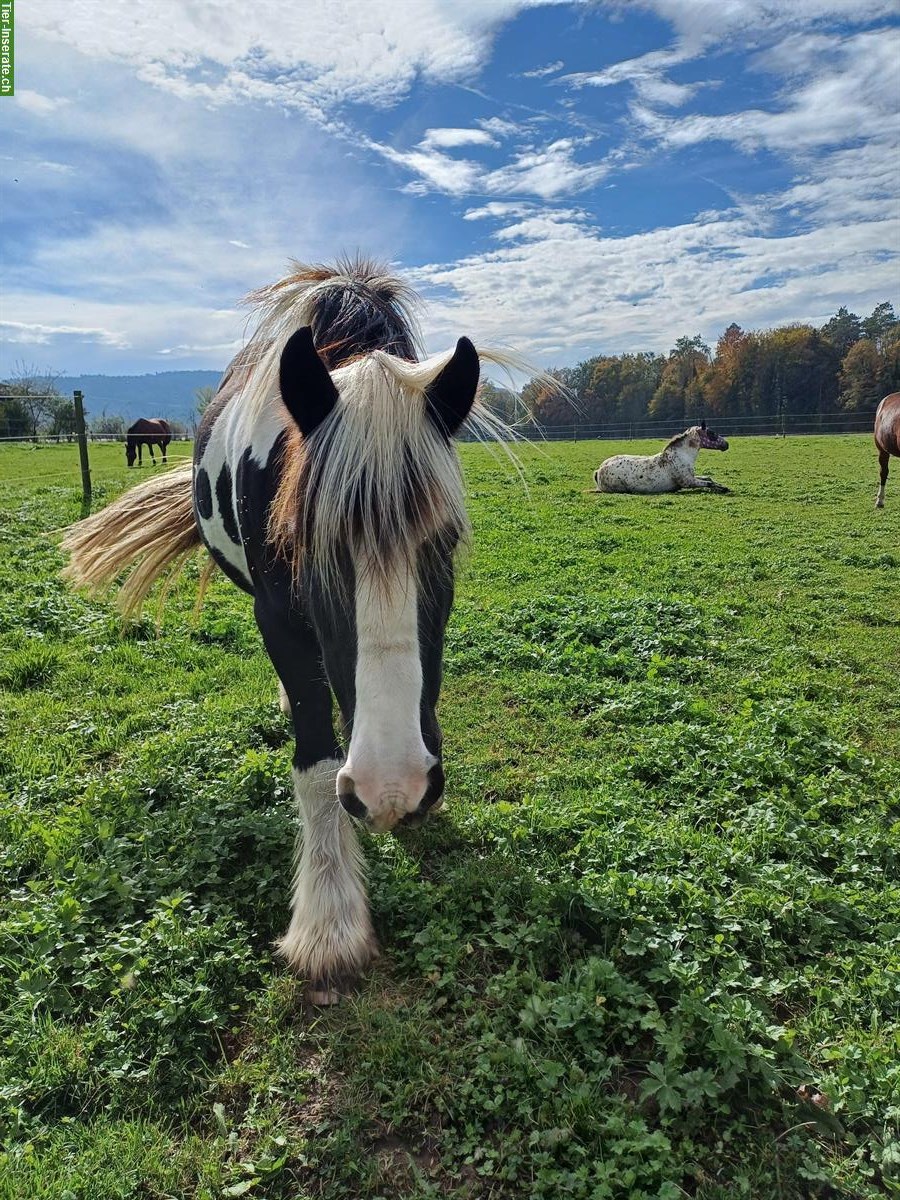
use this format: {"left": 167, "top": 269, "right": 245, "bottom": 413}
{"left": 126, "top": 418, "right": 172, "bottom": 467}
{"left": 874, "top": 393, "right": 900, "bottom": 508}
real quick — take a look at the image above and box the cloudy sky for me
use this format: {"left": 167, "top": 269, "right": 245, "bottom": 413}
{"left": 2, "top": 1, "right": 898, "bottom": 376}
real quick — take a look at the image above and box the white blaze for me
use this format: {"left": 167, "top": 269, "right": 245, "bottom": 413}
{"left": 337, "top": 560, "right": 437, "bottom": 831}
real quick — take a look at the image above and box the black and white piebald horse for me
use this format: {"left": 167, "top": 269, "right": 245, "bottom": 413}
{"left": 62, "top": 258, "right": 518, "bottom": 1003}
{"left": 125, "top": 418, "right": 172, "bottom": 467}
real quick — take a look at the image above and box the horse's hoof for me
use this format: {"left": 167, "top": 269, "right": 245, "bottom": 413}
{"left": 307, "top": 985, "right": 342, "bottom": 1006}
{"left": 305, "top": 969, "right": 359, "bottom": 1005}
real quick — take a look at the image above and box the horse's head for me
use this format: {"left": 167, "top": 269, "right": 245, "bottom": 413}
{"left": 125, "top": 439, "right": 137, "bottom": 467}
{"left": 276, "top": 328, "right": 480, "bottom": 832}
{"left": 689, "top": 422, "right": 729, "bottom": 451}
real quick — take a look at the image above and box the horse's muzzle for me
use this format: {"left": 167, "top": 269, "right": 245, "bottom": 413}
{"left": 338, "top": 762, "right": 445, "bottom": 830}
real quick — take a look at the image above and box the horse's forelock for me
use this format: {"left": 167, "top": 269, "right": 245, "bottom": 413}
{"left": 268, "top": 352, "right": 471, "bottom": 597}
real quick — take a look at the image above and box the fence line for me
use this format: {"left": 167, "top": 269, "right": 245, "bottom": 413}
{"left": 470, "top": 411, "right": 877, "bottom": 442}
{"left": 0, "top": 411, "right": 878, "bottom": 446}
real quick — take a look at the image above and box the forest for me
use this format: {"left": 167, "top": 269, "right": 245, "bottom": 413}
{"left": 510, "top": 302, "right": 900, "bottom": 427}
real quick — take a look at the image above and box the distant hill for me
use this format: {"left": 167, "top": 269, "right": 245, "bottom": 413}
{"left": 58, "top": 371, "right": 224, "bottom": 427}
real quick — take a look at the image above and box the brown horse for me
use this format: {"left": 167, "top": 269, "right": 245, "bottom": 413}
{"left": 126, "top": 418, "right": 172, "bottom": 467}
{"left": 874, "top": 393, "right": 900, "bottom": 508}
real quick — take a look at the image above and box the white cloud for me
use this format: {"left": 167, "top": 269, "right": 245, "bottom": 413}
{"left": 564, "top": 47, "right": 691, "bottom": 91}
{"left": 413, "top": 198, "right": 898, "bottom": 361}
{"left": 2, "top": 290, "right": 246, "bottom": 369}
{"left": 478, "top": 117, "right": 522, "bottom": 138}
{"left": 522, "top": 60, "right": 564, "bottom": 78}
{"left": 376, "top": 143, "right": 482, "bottom": 196}
{"left": 631, "top": 28, "right": 900, "bottom": 154}
{"left": 632, "top": 75, "right": 698, "bottom": 107}
{"left": 21, "top": 0, "right": 576, "bottom": 115}
{"left": 14, "top": 90, "right": 70, "bottom": 115}
{"left": 421, "top": 127, "right": 499, "bottom": 150}
{"left": 463, "top": 202, "right": 534, "bottom": 220}
{"left": 483, "top": 139, "right": 611, "bottom": 200}
{"left": 0, "top": 319, "right": 130, "bottom": 348}
{"left": 375, "top": 135, "right": 610, "bottom": 200}
{"left": 622, "top": 1, "right": 897, "bottom": 46}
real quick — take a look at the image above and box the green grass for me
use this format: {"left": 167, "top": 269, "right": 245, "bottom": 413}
{"left": 0, "top": 435, "right": 898, "bottom": 1199}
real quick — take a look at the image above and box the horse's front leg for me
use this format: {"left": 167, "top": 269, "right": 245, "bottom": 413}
{"left": 281, "top": 757, "right": 378, "bottom": 1003}
{"left": 256, "top": 601, "right": 378, "bottom": 1003}
{"left": 688, "top": 476, "right": 730, "bottom": 494}
{"left": 876, "top": 449, "right": 889, "bottom": 508}
{"left": 148, "top": 443, "right": 157, "bottom": 466}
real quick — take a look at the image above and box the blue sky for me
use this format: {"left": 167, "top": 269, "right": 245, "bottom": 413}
{"left": 2, "top": 1, "right": 898, "bottom": 377}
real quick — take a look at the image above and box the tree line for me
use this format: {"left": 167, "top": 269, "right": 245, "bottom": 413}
{"left": 515, "top": 302, "right": 900, "bottom": 427}
{"left": 4, "top": 303, "right": 898, "bottom": 439}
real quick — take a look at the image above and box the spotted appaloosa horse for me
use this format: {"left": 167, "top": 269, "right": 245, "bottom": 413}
{"left": 874, "top": 393, "right": 900, "bottom": 508}
{"left": 594, "top": 422, "right": 730, "bottom": 494}
{"left": 62, "top": 258, "right": 521, "bottom": 1003}
{"left": 125, "top": 418, "right": 172, "bottom": 467}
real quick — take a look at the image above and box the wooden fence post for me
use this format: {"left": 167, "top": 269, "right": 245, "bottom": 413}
{"left": 73, "top": 390, "right": 91, "bottom": 504}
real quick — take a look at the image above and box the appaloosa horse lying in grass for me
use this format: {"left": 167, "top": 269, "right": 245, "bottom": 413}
{"left": 874, "top": 393, "right": 900, "bottom": 508}
{"left": 62, "top": 257, "right": 526, "bottom": 1003}
{"left": 594, "top": 422, "right": 730, "bottom": 494}
{"left": 125, "top": 418, "right": 172, "bottom": 467}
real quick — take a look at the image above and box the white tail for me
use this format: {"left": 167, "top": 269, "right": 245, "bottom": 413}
{"left": 61, "top": 464, "right": 207, "bottom": 619}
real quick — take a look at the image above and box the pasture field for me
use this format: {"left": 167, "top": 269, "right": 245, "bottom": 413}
{"left": 0, "top": 434, "right": 898, "bottom": 1200}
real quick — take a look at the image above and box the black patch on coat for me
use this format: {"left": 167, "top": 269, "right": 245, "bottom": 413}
{"left": 216, "top": 463, "right": 241, "bottom": 544}
{"left": 195, "top": 467, "right": 213, "bottom": 519}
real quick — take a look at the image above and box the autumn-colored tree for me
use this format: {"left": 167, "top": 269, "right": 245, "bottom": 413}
{"left": 840, "top": 329, "right": 900, "bottom": 410}
{"left": 649, "top": 335, "right": 709, "bottom": 421}
{"left": 701, "top": 323, "right": 752, "bottom": 417}
{"left": 749, "top": 326, "right": 841, "bottom": 416}
{"left": 522, "top": 368, "right": 580, "bottom": 425}
{"left": 586, "top": 353, "right": 663, "bottom": 423}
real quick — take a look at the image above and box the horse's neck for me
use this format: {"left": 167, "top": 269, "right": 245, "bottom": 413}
{"left": 668, "top": 440, "right": 698, "bottom": 471}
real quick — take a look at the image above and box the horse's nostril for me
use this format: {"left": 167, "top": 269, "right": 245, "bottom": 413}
{"left": 418, "top": 762, "right": 445, "bottom": 814}
{"left": 339, "top": 790, "right": 368, "bottom": 820}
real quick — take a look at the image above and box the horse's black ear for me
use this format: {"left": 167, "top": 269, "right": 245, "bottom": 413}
{"left": 279, "top": 327, "right": 339, "bottom": 437}
{"left": 700, "top": 420, "right": 707, "bottom": 430}
{"left": 425, "top": 337, "right": 480, "bottom": 436}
